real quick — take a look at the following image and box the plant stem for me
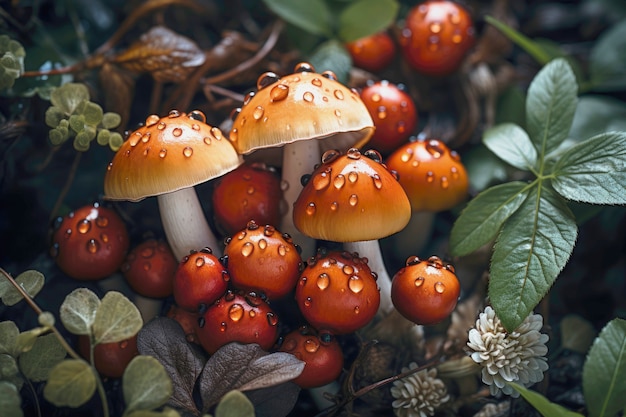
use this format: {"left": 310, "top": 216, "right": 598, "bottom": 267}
{"left": 49, "top": 150, "right": 82, "bottom": 222}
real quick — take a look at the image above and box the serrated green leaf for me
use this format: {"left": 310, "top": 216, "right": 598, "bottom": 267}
{"left": 552, "top": 132, "right": 626, "bottom": 205}
{"left": 123, "top": 356, "right": 173, "bottom": 413}
{"left": 309, "top": 40, "right": 352, "bottom": 85}
{"left": 0, "top": 270, "right": 44, "bottom": 306}
{"left": 583, "top": 318, "right": 626, "bottom": 417}
{"left": 44, "top": 359, "right": 96, "bottom": 407}
{"left": 338, "top": 0, "right": 398, "bottom": 42}
{"left": 15, "top": 327, "right": 47, "bottom": 353}
{"left": 0, "top": 381, "right": 23, "bottom": 417}
{"left": 19, "top": 333, "right": 67, "bottom": 382}
{"left": 483, "top": 123, "right": 538, "bottom": 171}
{"left": 215, "top": 390, "right": 255, "bottom": 417}
{"left": 262, "top": 0, "right": 334, "bottom": 38}
{"left": 60, "top": 288, "right": 101, "bottom": 335}
{"left": 81, "top": 101, "right": 104, "bottom": 125}
{"left": 509, "top": 382, "right": 584, "bottom": 417}
{"left": 50, "top": 83, "right": 90, "bottom": 115}
{"left": 0, "top": 354, "right": 19, "bottom": 379}
{"left": 450, "top": 182, "right": 531, "bottom": 256}
{"left": 102, "top": 112, "right": 122, "bottom": 129}
{"left": 526, "top": 58, "right": 578, "bottom": 157}
{"left": 590, "top": 20, "right": 626, "bottom": 90}
{"left": 93, "top": 291, "right": 143, "bottom": 344}
{"left": 490, "top": 185, "right": 577, "bottom": 331}
{"left": 0, "top": 321, "right": 19, "bottom": 356}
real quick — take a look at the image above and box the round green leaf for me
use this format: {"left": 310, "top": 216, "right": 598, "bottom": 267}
{"left": 0, "top": 381, "right": 23, "bottom": 417}
{"left": 0, "top": 321, "right": 19, "bottom": 356}
{"left": 97, "top": 129, "right": 111, "bottom": 146}
{"left": 81, "top": 101, "right": 103, "bottom": 125}
{"left": 102, "top": 112, "right": 121, "bottom": 129}
{"left": 60, "top": 288, "right": 101, "bottom": 335}
{"left": 123, "top": 356, "right": 173, "bottom": 413}
{"left": 109, "top": 132, "right": 124, "bottom": 151}
{"left": 73, "top": 134, "right": 91, "bottom": 152}
{"left": 15, "top": 327, "right": 46, "bottom": 354}
{"left": 0, "top": 270, "right": 44, "bottom": 306}
{"left": 338, "top": 0, "right": 399, "bottom": 42}
{"left": 44, "top": 359, "right": 96, "bottom": 408}
{"left": 19, "top": 333, "right": 67, "bottom": 382}
{"left": 50, "top": 83, "right": 90, "bottom": 114}
{"left": 309, "top": 40, "right": 352, "bottom": 85}
{"left": 0, "top": 354, "right": 19, "bottom": 379}
{"left": 45, "top": 106, "right": 66, "bottom": 128}
{"left": 69, "top": 113, "right": 85, "bottom": 133}
{"left": 215, "top": 390, "right": 255, "bottom": 417}
{"left": 93, "top": 291, "right": 143, "bottom": 344}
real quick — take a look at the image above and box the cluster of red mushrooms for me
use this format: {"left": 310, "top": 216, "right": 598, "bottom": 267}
{"left": 49, "top": 0, "right": 476, "bottom": 387}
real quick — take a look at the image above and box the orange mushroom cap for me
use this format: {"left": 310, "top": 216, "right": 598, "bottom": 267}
{"left": 293, "top": 148, "right": 411, "bottom": 242}
{"left": 228, "top": 62, "right": 375, "bottom": 154}
{"left": 385, "top": 138, "right": 469, "bottom": 211}
{"left": 104, "top": 110, "right": 242, "bottom": 202}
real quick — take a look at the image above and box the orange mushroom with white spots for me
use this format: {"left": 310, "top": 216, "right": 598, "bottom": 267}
{"left": 293, "top": 148, "right": 411, "bottom": 314}
{"left": 385, "top": 137, "right": 469, "bottom": 259}
{"left": 104, "top": 110, "right": 242, "bottom": 259}
{"left": 228, "top": 62, "right": 374, "bottom": 258}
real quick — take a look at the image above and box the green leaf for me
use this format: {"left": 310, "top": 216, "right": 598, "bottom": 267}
{"left": 509, "top": 382, "right": 584, "bottom": 417}
{"left": 568, "top": 96, "right": 626, "bottom": 143}
{"left": 590, "top": 20, "right": 626, "bottom": 90}
{"left": 93, "top": 291, "right": 143, "bottom": 344}
{"left": 338, "top": 0, "right": 398, "bottom": 42}
{"left": 309, "top": 39, "right": 352, "bottom": 85}
{"left": 19, "top": 333, "right": 67, "bottom": 382}
{"left": 526, "top": 58, "right": 578, "bottom": 157}
{"left": 69, "top": 113, "right": 85, "bottom": 133}
{"left": 45, "top": 106, "right": 66, "bottom": 128}
{"left": 450, "top": 182, "right": 531, "bottom": 257}
{"left": 552, "top": 132, "right": 626, "bottom": 205}
{"left": 125, "top": 409, "right": 182, "bottom": 417}
{"left": 262, "top": 0, "right": 334, "bottom": 38}
{"left": 490, "top": 185, "right": 577, "bottom": 331}
{"left": 44, "top": 359, "right": 97, "bottom": 407}
{"left": 109, "top": 132, "right": 124, "bottom": 151}
{"left": 60, "top": 288, "right": 101, "bottom": 335}
{"left": 483, "top": 123, "right": 538, "bottom": 171}
{"left": 15, "top": 327, "right": 47, "bottom": 354}
{"left": 484, "top": 16, "right": 552, "bottom": 64}
{"left": 583, "top": 318, "right": 626, "bottom": 417}
{"left": 0, "top": 354, "right": 19, "bottom": 379}
{"left": 102, "top": 112, "right": 121, "bottom": 129}
{"left": 97, "top": 129, "right": 111, "bottom": 146}
{"left": 0, "top": 381, "right": 23, "bottom": 417}
{"left": 81, "top": 101, "right": 104, "bottom": 126}
{"left": 462, "top": 145, "right": 509, "bottom": 192}
{"left": 0, "top": 321, "right": 19, "bottom": 356}
{"left": 495, "top": 86, "right": 526, "bottom": 127}
{"left": 123, "top": 356, "right": 173, "bottom": 413}
{"left": 50, "top": 83, "right": 90, "bottom": 115}
{"left": 0, "top": 270, "right": 44, "bottom": 306}
{"left": 215, "top": 390, "right": 255, "bottom": 417}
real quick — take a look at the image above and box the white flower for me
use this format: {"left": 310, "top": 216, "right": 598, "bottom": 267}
{"left": 467, "top": 306, "right": 549, "bottom": 397}
{"left": 390, "top": 363, "right": 449, "bottom": 417}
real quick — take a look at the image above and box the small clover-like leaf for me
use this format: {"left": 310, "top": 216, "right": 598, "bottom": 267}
{"left": 60, "top": 288, "right": 101, "bottom": 335}
{"left": 93, "top": 291, "right": 143, "bottom": 344}
{"left": 69, "top": 113, "right": 85, "bottom": 133}
{"left": 123, "top": 355, "right": 173, "bottom": 413}
{"left": 0, "top": 354, "right": 19, "bottom": 379}
{"left": 0, "top": 321, "right": 19, "bottom": 356}
{"left": 215, "top": 390, "right": 255, "bottom": 417}
{"left": 483, "top": 123, "right": 537, "bottom": 171}
{"left": 73, "top": 133, "right": 91, "bottom": 152}
{"left": 49, "top": 126, "right": 69, "bottom": 145}
{"left": 45, "top": 106, "right": 66, "bottom": 128}
{"left": 44, "top": 359, "right": 96, "bottom": 408}
{"left": 509, "top": 382, "right": 584, "bottom": 417}
{"left": 50, "top": 83, "right": 90, "bottom": 115}
{"left": 338, "top": 0, "right": 399, "bottom": 42}
{"left": 0, "top": 381, "right": 23, "bottom": 417}
{"left": 583, "top": 318, "right": 626, "bottom": 417}
{"left": 97, "top": 129, "right": 111, "bottom": 146}
{"left": 81, "top": 101, "right": 104, "bottom": 126}
{"left": 109, "top": 132, "right": 124, "bottom": 151}
{"left": 0, "top": 35, "right": 25, "bottom": 90}
{"left": 102, "top": 112, "right": 121, "bottom": 129}
{"left": 19, "top": 333, "right": 67, "bottom": 382}
{"left": 0, "top": 270, "right": 44, "bottom": 306}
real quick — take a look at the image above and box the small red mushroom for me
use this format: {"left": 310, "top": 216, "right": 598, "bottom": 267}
{"left": 223, "top": 221, "right": 303, "bottom": 300}
{"left": 122, "top": 238, "right": 177, "bottom": 298}
{"left": 195, "top": 290, "right": 279, "bottom": 354}
{"left": 173, "top": 248, "right": 229, "bottom": 312}
{"left": 167, "top": 304, "right": 200, "bottom": 344}
{"left": 50, "top": 203, "right": 129, "bottom": 280}
{"left": 77, "top": 334, "right": 138, "bottom": 378}
{"left": 295, "top": 250, "right": 380, "bottom": 335}
{"left": 211, "top": 162, "right": 283, "bottom": 236}
{"left": 346, "top": 31, "right": 396, "bottom": 73}
{"left": 391, "top": 255, "right": 460, "bottom": 325}
{"left": 279, "top": 326, "right": 344, "bottom": 388}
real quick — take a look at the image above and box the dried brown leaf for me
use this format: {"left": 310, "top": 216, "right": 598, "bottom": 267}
{"left": 113, "top": 26, "right": 205, "bottom": 83}
{"left": 99, "top": 62, "right": 135, "bottom": 128}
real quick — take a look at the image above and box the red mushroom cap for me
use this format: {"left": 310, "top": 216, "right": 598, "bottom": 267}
{"left": 173, "top": 248, "right": 229, "bottom": 312}
{"left": 122, "top": 238, "right": 177, "bottom": 298}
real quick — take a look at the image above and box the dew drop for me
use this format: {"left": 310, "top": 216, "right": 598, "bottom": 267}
{"left": 401, "top": 153, "right": 411, "bottom": 163}
{"left": 304, "top": 296, "right": 312, "bottom": 307}
{"left": 197, "top": 317, "right": 206, "bottom": 328}
{"left": 258, "top": 238, "right": 267, "bottom": 250}
{"left": 220, "top": 322, "right": 227, "bottom": 332}
{"left": 429, "top": 22, "right": 442, "bottom": 33}
{"left": 333, "top": 90, "right": 344, "bottom": 100}
{"left": 316, "top": 273, "right": 330, "bottom": 290}
{"left": 426, "top": 171, "right": 435, "bottom": 183}
{"left": 396, "top": 120, "right": 406, "bottom": 134}
{"left": 372, "top": 174, "right": 383, "bottom": 189}
{"left": 304, "top": 338, "right": 320, "bottom": 353}
{"left": 440, "top": 176, "right": 449, "bottom": 189}
{"left": 188, "top": 110, "right": 207, "bottom": 123}
{"left": 278, "top": 245, "right": 287, "bottom": 256}
{"left": 230, "top": 107, "right": 241, "bottom": 121}
{"left": 243, "top": 91, "right": 255, "bottom": 105}
{"left": 101, "top": 233, "right": 109, "bottom": 243}
{"left": 312, "top": 171, "right": 331, "bottom": 190}
{"left": 426, "top": 140, "right": 445, "bottom": 158}
{"left": 253, "top": 106, "right": 265, "bottom": 120}
{"left": 330, "top": 201, "right": 338, "bottom": 211}
{"left": 346, "top": 148, "right": 361, "bottom": 159}
{"left": 64, "top": 228, "right": 72, "bottom": 239}
{"left": 303, "top": 91, "right": 314, "bottom": 102}
{"left": 343, "top": 265, "right": 355, "bottom": 275}
{"left": 241, "top": 242, "right": 254, "bottom": 257}
{"left": 348, "top": 276, "right": 364, "bottom": 293}
{"left": 294, "top": 62, "right": 315, "bottom": 73}
{"left": 322, "top": 70, "right": 337, "bottom": 80}
{"left": 77, "top": 219, "right": 91, "bottom": 234}
{"left": 428, "top": 35, "right": 440, "bottom": 51}
{"left": 434, "top": 282, "right": 445, "bottom": 293}
{"left": 50, "top": 242, "right": 59, "bottom": 258}
{"left": 257, "top": 72, "right": 280, "bottom": 89}
{"left": 191, "top": 124, "right": 200, "bottom": 131}
{"left": 237, "top": 231, "right": 247, "bottom": 240}
{"left": 452, "top": 32, "right": 463, "bottom": 44}
{"left": 414, "top": 276, "right": 425, "bottom": 287}
{"left": 159, "top": 149, "right": 167, "bottom": 158}
{"left": 348, "top": 171, "right": 358, "bottom": 183}
{"left": 157, "top": 122, "right": 166, "bottom": 130}
{"left": 322, "top": 149, "right": 340, "bottom": 164}
{"left": 450, "top": 12, "right": 461, "bottom": 24}
{"left": 141, "top": 247, "right": 155, "bottom": 258}
{"left": 183, "top": 147, "right": 193, "bottom": 157}
{"left": 173, "top": 127, "right": 183, "bottom": 137}
{"left": 371, "top": 93, "right": 382, "bottom": 103}
{"left": 267, "top": 312, "right": 278, "bottom": 326}
{"left": 168, "top": 110, "right": 181, "bottom": 118}
{"left": 86, "top": 239, "right": 99, "bottom": 254}
{"left": 349, "top": 194, "right": 358, "bottom": 206}
{"left": 143, "top": 262, "right": 151, "bottom": 271}
{"left": 229, "top": 304, "right": 244, "bottom": 321}
{"left": 145, "top": 114, "right": 160, "bottom": 126}
{"left": 377, "top": 106, "right": 387, "bottom": 120}
{"left": 306, "top": 202, "right": 316, "bottom": 216}
{"left": 283, "top": 338, "right": 297, "bottom": 351}
{"left": 270, "top": 84, "right": 289, "bottom": 102}
{"left": 311, "top": 78, "right": 322, "bottom": 87}
{"left": 195, "top": 256, "right": 205, "bottom": 267}
{"left": 334, "top": 109, "right": 341, "bottom": 118}
{"left": 333, "top": 175, "right": 345, "bottom": 189}
{"left": 211, "top": 127, "right": 223, "bottom": 140}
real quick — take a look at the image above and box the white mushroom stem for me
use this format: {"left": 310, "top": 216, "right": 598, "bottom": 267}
{"left": 344, "top": 240, "right": 394, "bottom": 315}
{"left": 389, "top": 211, "right": 435, "bottom": 263}
{"left": 158, "top": 187, "right": 221, "bottom": 260}
{"left": 280, "top": 140, "right": 320, "bottom": 259}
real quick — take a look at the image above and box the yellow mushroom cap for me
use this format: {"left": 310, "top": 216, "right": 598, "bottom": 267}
{"left": 229, "top": 63, "right": 375, "bottom": 154}
{"left": 104, "top": 110, "right": 242, "bottom": 202}
{"left": 293, "top": 148, "right": 411, "bottom": 242}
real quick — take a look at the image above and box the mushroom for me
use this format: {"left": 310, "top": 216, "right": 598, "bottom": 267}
{"left": 121, "top": 238, "right": 178, "bottom": 299}
{"left": 293, "top": 148, "right": 411, "bottom": 314}
{"left": 104, "top": 110, "right": 242, "bottom": 259}
{"left": 385, "top": 137, "right": 469, "bottom": 261}
{"left": 228, "top": 62, "right": 375, "bottom": 257}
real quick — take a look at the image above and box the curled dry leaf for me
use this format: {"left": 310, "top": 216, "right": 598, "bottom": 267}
{"left": 113, "top": 26, "right": 205, "bottom": 83}
{"left": 99, "top": 62, "right": 135, "bottom": 128}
